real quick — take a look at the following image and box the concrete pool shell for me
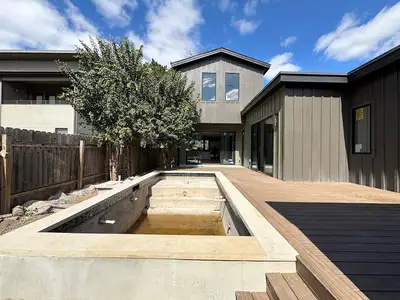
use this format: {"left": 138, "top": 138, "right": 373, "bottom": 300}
{"left": 0, "top": 171, "right": 298, "bottom": 300}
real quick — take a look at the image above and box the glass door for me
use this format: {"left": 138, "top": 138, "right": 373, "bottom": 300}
{"left": 263, "top": 117, "right": 274, "bottom": 175}
{"left": 220, "top": 132, "right": 235, "bottom": 165}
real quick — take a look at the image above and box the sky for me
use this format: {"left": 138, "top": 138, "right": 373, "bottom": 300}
{"left": 0, "top": 0, "right": 400, "bottom": 82}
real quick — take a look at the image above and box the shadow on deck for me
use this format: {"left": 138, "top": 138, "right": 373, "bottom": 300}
{"left": 269, "top": 202, "right": 400, "bottom": 300}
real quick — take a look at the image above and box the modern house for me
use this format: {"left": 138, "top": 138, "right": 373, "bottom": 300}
{"left": 1, "top": 45, "right": 400, "bottom": 193}
{"left": 171, "top": 48, "right": 270, "bottom": 167}
{"left": 0, "top": 50, "right": 91, "bottom": 134}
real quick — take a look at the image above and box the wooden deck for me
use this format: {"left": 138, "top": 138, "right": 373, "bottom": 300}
{"left": 184, "top": 167, "right": 400, "bottom": 300}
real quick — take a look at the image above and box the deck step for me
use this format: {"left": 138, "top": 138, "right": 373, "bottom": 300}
{"left": 296, "top": 256, "right": 336, "bottom": 300}
{"left": 266, "top": 273, "right": 318, "bottom": 300}
{"left": 235, "top": 291, "right": 271, "bottom": 300}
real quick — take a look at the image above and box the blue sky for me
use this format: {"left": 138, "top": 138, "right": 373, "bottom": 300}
{"left": 1, "top": 0, "right": 399, "bottom": 81}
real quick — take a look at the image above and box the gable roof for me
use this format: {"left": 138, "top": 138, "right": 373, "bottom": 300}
{"left": 171, "top": 47, "right": 270, "bottom": 74}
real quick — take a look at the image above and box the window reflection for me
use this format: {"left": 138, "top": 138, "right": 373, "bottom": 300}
{"left": 225, "top": 73, "right": 239, "bottom": 101}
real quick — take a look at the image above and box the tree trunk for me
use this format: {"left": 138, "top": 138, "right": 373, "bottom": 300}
{"left": 109, "top": 144, "right": 121, "bottom": 181}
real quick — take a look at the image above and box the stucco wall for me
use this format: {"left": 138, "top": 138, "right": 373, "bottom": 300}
{"left": 282, "top": 86, "right": 348, "bottom": 182}
{"left": 1, "top": 104, "right": 76, "bottom": 133}
{"left": 178, "top": 56, "right": 264, "bottom": 124}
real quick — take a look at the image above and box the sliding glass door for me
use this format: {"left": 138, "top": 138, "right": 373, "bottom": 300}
{"left": 220, "top": 132, "right": 235, "bottom": 165}
{"left": 263, "top": 117, "right": 274, "bottom": 175}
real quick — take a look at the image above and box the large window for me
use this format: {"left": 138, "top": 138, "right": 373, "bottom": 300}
{"left": 353, "top": 104, "right": 371, "bottom": 154}
{"left": 202, "top": 73, "right": 216, "bottom": 101}
{"left": 225, "top": 73, "right": 239, "bottom": 101}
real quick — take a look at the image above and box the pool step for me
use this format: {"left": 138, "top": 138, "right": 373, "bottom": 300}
{"left": 266, "top": 273, "right": 318, "bottom": 300}
{"left": 147, "top": 207, "right": 221, "bottom": 215}
{"left": 151, "top": 187, "right": 221, "bottom": 198}
{"left": 149, "top": 197, "right": 224, "bottom": 210}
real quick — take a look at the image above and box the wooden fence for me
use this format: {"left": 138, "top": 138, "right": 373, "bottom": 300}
{"left": 0, "top": 127, "right": 159, "bottom": 214}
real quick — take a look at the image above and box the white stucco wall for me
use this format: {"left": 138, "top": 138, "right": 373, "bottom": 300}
{"left": 1, "top": 104, "right": 76, "bottom": 133}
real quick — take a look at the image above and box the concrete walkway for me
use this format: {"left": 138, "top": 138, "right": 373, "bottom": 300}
{"left": 183, "top": 167, "right": 400, "bottom": 300}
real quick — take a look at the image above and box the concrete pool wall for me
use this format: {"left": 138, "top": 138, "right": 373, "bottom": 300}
{"left": 0, "top": 171, "right": 298, "bottom": 300}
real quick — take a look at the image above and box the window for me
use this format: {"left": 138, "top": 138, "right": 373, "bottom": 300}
{"left": 353, "top": 105, "right": 371, "bottom": 154}
{"left": 202, "top": 73, "right": 216, "bottom": 101}
{"left": 55, "top": 128, "right": 68, "bottom": 134}
{"left": 225, "top": 73, "right": 239, "bottom": 101}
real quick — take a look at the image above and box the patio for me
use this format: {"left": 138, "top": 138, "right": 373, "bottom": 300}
{"left": 186, "top": 167, "right": 400, "bottom": 300}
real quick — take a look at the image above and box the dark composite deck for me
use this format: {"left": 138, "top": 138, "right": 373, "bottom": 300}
{"left": 185, "top": 167, "right": 400, "bottom": 300}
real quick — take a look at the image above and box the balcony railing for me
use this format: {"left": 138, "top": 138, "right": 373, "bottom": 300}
{"left": 1, "top": 99, "right": 69, "bottom": 104}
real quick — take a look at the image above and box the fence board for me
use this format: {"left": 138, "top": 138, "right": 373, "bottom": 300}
{"left": 0, "top": 127, "right": 157, "bottom": 213}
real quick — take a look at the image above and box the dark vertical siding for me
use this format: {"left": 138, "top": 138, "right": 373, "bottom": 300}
{"left": 283, "top": 86, "right": 348, "bottom": 182}
{"left": 349, "top": 63, "right": 400, "bottom": 192}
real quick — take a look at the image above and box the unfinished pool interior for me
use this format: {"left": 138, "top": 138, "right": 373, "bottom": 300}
{"left": 52, "top": 173, "right": 250, "bottom": 237}
{"left": 0, "top": 171, "right": 298, "bottom": 300}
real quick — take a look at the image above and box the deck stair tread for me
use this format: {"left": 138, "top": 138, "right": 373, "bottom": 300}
{"left": 266, "top": 273, "right": 318, "bottom": 300}
{"left": 235, "top": 291, "right": 271, "bottom": 300}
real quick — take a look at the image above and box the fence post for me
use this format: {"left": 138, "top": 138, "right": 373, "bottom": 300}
{"left": 1, "top": 133, "right": 12, "bottom": 213}
{"left": 77, "top": 140, "right": 85, "bottom": 189}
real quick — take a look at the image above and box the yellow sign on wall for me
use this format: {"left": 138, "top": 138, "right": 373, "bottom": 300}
{"left": 356, "top": 107, "right": 364, "bottom": 121}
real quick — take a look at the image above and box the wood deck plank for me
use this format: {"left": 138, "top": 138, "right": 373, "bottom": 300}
{"left": 282, "top": 273, "right": 318, "bottom": 300}
{"left": 266, "top": 273, "right": 299, "bottom": 300}
{"left": 184, "top": 167, "right": 400, "bottom": 300}
{"left": 251, "top": 292, "right": 271, "bottom": 300}
{"left": 235, "top": 291, "right": 254, "bottom": 300}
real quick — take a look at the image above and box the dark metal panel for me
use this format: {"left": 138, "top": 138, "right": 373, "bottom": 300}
{"left": 384, "top": 71, "right": 399, "bottom": 192}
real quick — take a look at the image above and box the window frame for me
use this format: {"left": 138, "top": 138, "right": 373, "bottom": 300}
{"left": 55, "top": 128, "right": 68, "bottom": 135}
{"left": 201, "top": 72, "right": 217, "bottom": 102}
{"left": 225, "top": 72, "right": 240, "bottom": 101}
{"left": 352, "top": 104, "right": 372, "bottom": 155}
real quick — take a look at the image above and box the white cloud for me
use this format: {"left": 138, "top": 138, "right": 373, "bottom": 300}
{"left": 315, "top": 2, "right": 400, "bottom": 61}
{"left": 226, "top": 88, "right": 238, "bottom": 100}
{"left": 264, "top": 52, "right": 301, "bottom": 80}
{"left": 0, "top": 0, "right": 98, "bottom": 50}
{"left": 281, "top": 36, "right": 297, "bottom": 48}
{"left": 127, "top": 0, "right": 203, "bottom": 65}
{"left": 231, "top": 19, "right": 260, "bottom": 35}
{"left": 244, "top": 0, "right": 258, "bottom": 16}
{"left": 91, "top": 0, "right": 137, "bottom": 27}
{"left": 218, "top": 0, "right": 237, "bottom": 12}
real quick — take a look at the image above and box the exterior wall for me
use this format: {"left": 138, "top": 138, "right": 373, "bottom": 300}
{"left": 348, "top": 63, "right": 400, "bottom": 192}
{"left": 0, "top": 60, "right": 78, "bottom": 73}
{"left": 177, "top": 56, "right": 264, "bottom": 124}
{"left": 243, "top": 88, "right": 284, "bottom": 170}
{"left": 1, "top": 104, "right": 76, "bottom": 133}
{"left": 282, "top": 86, "right": 348, "bottom": 182}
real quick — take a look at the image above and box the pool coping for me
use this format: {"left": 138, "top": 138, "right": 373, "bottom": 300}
{"left": 0, "top": 171, "right": 297, "bottom": 262}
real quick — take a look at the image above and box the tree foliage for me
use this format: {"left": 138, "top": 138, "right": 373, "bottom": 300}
{"left": 58, "top": 37, "right": 199, "bottom": 172}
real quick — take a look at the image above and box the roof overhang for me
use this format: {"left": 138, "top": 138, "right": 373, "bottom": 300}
{"left": 241, "top": 72, "right": 348, "bottom": 116}
{"left": 0, "top": 50, "right": 77, "bottom": 61}
{"left": 171, "top": 48, "right": 270, "bottom": 74}
{"left": 348, "top": 44, "right": 400, "bottom": 82}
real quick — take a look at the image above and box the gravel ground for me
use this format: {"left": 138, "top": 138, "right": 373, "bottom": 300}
{"left": 0, "top": 191, "right": 97, "bottom": 235}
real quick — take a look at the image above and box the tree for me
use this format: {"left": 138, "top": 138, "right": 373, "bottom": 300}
{"left": 58, "top": 37, "right": 199, "bottom": 178}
